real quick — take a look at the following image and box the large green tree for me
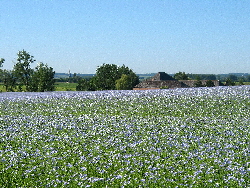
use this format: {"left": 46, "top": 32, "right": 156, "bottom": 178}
{"left": 76, "top": 78, "right": 90, "bottom": 91}
{"left": 2, "top": 50, "right": 55, "bottom": 92}
{"left": 90, "top": 64, "right": 139, "bottom": 90}
{"left": 174, "top": 71, "right": 189, "bottom": 80}
{"left": 93, "top": 64, "right": 119, "bottom": 90}
{"left": 31, "top": 62, "right": 55, "bottom": 91}
{"left": 13, "top": 50, "right": 35, "bottom": 91}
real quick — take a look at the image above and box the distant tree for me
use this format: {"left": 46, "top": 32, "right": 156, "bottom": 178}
{"left": 2, "top": 70, "right": 17, "bottom": 91}
{"left": 91, "top": 64, "right": 139, "bottom": 90}
{"left": 31, "top": 62, "right": 55, "bottom": 91}
{"left": 246, "top": 75, "right": 250, "bottom": 82}
{"left": 13, "top": 50, "right": 35, "bottom": 91}
{"left": 194, "top": 77, "right": 204, "bottom": 87}
{"left": 225, "top": 78, "right": 235, "bottom": 86}
{"left": 174, "top": 72, "right": 189, "bottom": 80}
{"left": 238, "top": 78, "right": 244, "bottom": 85}
{"left": 76, "top": 78, "right": 90, "bottom": 91}
{"left": 205, "top": 80, "right": 215, "bottom": 87}
{"left": 118, "top": 65, "right": 139, "bottom": 88}
{"left": 204, "top": 74, "right": 216, "bottom": 80}
{"left": 228, "top": 75, "right": 238, "bottom": 82}
{"left": 0, "top": 58, "right": 5, "bottom": 82}
{"left": 92, "top": 64, "right": 119, "bottom": 90}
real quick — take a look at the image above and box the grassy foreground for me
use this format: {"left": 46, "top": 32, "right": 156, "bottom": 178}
{"left": 0, "top": 86, "right": 249, "bottom": 187}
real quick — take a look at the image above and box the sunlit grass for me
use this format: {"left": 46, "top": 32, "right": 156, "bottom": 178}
{"left": 54, "top": 82, "right": 78, "bottom": 91}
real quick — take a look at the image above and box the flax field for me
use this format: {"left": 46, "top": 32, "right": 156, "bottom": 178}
{"left": 0, "top": 86, "right": 249, "bottom": 187}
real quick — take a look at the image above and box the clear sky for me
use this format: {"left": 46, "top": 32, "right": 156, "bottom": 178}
{"left": 1, "top": 0, "right": 250, "bottom": 74}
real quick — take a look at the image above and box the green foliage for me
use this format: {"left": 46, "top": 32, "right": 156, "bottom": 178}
{"left": 31, "top": 63, "right": 55, "bottom": 91}
{"left": 76, "top": 78, "right": 89, "bottom": 91}
{"left": 0, "top": 58, "right": 5, "bottom": 83}
{"left": 83, "top": 64, "right": 139, "bottom": 91}
{"left": 228, "top": 74, "right": 238, "bottom": 82}
{"left": 160, "top": 86, "right": 169, "bottom": 89}
{"left": 194, "top": 77, "right": 204, "bottom": 87}
{"left": 205, "top": 80, "right": 215, "bottom": 87}
{"left": 13, "top": 50, "right": 35, "bottom": 91}
{"left": 1, "top": 70, "right": 17, "bottom": 91}
{"left": 225, "top": 78, "right": 235, "bottom": 86}
{"left": 93, "top": 64, "right": 119, "bottom": 90}
{"left": 0, "top": 58, "right": 4, "bottom": 68}
{"left": 187, "top": 74, "right": 216, "bottom": 80}
{"left": 238, "top": 78, "right": 244, "bottom": 85}
{"left": 116, "top": 74, "right": 131, "bottom": 90}
{"left": 1, "top": 50, "right": 55, "bottom": 92}
{"left": 174, "top": 71, "right": 189, "bottom": 80}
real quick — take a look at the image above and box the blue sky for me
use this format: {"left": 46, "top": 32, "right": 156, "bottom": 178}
{"left": 1, "top": 0, "right": 249, "bottom": 74}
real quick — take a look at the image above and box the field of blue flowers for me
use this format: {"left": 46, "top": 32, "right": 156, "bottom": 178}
{"left": 0, "top": 86, "right": 249, "bottom": 187}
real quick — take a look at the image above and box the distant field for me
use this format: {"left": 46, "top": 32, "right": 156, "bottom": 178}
{"left": 0, "top": 82, "right": 78, "bottom": 92}
{"left": 55, "top": 82, "right": 78, "bottom": 91}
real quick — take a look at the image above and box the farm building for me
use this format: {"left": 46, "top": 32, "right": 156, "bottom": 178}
{"left": 133, "top": 72, "right": 221, "bottom": 90}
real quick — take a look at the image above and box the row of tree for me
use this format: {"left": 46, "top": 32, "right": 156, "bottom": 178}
{"left": 0, "top": 50, "right": 140, "bottom": 92}
{"left": 173, "top": 71, "right": 245, "bottom": 86}
{"left": 0, "top": 50, "right": 55, "bottom": 92}
{"left": 1, "top": 51, "right": 247, "bottom": 92}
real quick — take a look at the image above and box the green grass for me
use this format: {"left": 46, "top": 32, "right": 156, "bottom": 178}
{"left": 54, "top": 82, "right": 78, "bottom": 91}
{"left": 0, "top": 82, "right": 78, "bottom": 92}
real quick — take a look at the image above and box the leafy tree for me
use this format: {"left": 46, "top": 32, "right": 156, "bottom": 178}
{"left": 91, "top": 64, "right": 139, "bottom": 90}
{"left": 0, "top": 58, "right": 5, "bottom": 82}
{"left": 228, "top": 75, "right": 238, "bottom": 82}
{"left": 0, "top": 58, "right": 4, "bottom": 68}
{"left": 194, "top": 80, "right": 204, "bottom": 87}
{"left": 116, "top": 74, "right": 131, "bottom": 90}
{"left": 2, "top": 70, "right": 17, "bottom": 92}
{"left": 205, "top": 80, "right": 215, "bottom": 87}
{"left": 225, "top": 78, "right": 235, "bottom": 86}
{"left": 88, "top": 76, "right": 99, "bottom": 91}
{"left": 92, "top": 64, "right": 119, "bottom": 90}
{"left": 246, "top": 75, "right": 250, "bottom": 82}
{"left": 76, "top": 78, "right": 90, "bottom": 91}
{"left": 194, "top": 77, "right": 204, "bottom": 87}
{"left": 174, "top": 72, "right": 189, "bottom": 80}
{"left": 31, "top": 63, "right": 55, "bottom": 91}
{"left": 13, "top": 50, "right": 35, "bottom": 91}
{"left": 238, "top": 78, "right": 244, "bottom": 85}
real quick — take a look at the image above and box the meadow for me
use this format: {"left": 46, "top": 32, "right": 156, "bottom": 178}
{"left": 0, "top": 82, "right": 78, "bottom": 92}
{"left": 0, "top": 86, "right": 249, "bottom": 187}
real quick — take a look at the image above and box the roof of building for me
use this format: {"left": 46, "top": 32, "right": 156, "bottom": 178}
{"left": 150, "top": 72, "right": 176, "bottom": 81}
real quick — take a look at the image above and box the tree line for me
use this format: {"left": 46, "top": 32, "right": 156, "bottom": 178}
{"left": 173, "top": 71, "right": 249, "bottom": 86}
{"left": 0, "top": 50, "right": 139, "bottom": 92}
{"left": 0, "top": 50, "right": 55, "bottom": 92}
{"left": 1, "top": 50, "right": 248, "bottom": 92}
